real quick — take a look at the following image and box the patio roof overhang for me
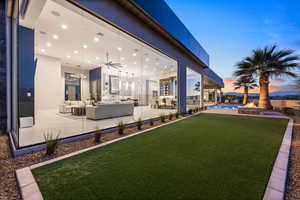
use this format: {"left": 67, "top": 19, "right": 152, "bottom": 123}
{"left": 203, "top": 68, "right": 224, "bottom": 89}
{"left": 120, "top": 0, "right": 224, "bottom": 89}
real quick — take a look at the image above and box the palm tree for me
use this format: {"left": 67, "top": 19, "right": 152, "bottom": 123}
{"left": 233, "top": 76, "right": 257, "bottom": 104}
{"left": 295, "top": 76, "right": 300, "bottom": 91}
{"left": 234, "top": 45, "right": 299, "bottom": 109}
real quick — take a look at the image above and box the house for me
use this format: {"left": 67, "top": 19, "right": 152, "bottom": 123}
{"left": 0, "top": 0, "right": 223, "bottom": 155}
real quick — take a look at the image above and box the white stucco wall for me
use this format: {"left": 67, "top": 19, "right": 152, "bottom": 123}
{"left": 35, "top": 55, "right": 62, "bottom": 111}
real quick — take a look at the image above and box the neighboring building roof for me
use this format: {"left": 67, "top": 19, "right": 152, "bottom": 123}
{"left": 129, "top": 0, "right": 224, "bottom": 88}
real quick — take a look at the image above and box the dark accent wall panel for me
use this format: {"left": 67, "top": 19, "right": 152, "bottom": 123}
{"left": 89, "top": 67, "right": 101, "bottom": 101}
{"left": 0, "top": 0, "right": 6, "bottom": 131}
{"left": 18, "top": 26, "right": 35, "bottom": 118}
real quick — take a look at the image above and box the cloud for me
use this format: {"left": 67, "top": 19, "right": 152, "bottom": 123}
{"left": 222, "top": 78, "right": 296, "bottom": 93}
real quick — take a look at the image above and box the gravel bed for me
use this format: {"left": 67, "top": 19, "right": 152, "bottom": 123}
{"left": 286, "top": 116, "right": 300, "bottom": 200}
{"left": 0, "top": 117, "right": 178, "bottom": 200}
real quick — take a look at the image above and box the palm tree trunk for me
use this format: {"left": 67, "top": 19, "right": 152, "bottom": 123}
{"left": 243, "top": 86, "right": 248, "bottom": 104}
{"left": 258, "top": 76, "right": 273, "bottom": 109}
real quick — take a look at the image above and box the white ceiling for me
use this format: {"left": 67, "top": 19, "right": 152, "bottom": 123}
{"left": 20, "top": 0, "right": 177, "bottom": 77}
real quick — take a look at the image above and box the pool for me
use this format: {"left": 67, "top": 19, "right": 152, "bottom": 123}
{"left": 207, "top": 105, "right": 243, "bottom": 109}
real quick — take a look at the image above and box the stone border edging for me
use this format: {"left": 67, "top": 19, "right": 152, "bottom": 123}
{"left": 16, "top": 167, "right": 44, "bottom": 200}
{"left": 263, "top": 118, "right": 293, "bottom": 200}
{"left": 16, "top": 113, "right": 197, "bottom": 200}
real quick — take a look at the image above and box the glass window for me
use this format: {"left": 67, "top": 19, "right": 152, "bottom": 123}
{"left": 186, "top": 67, "right": 202, "bottom": 110}
{"left": 65, "top": 73, "right": 81, "bottom": 101}
{"left": 16, "top": 0, "right": 178, "bottom": 147}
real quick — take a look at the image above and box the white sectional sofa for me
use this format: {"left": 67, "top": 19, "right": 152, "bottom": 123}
{"left": 86, "top": 103, "right": 134, "bottom": 120}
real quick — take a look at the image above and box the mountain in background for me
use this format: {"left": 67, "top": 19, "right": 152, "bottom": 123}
{"left": 222, "top": 91, "right": 300, "bottom": 98}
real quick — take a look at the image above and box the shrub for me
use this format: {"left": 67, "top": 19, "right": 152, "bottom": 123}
{"left": 273, "top": 107, "right": 281, "bottom": 112}
{"left": 188, "top": 109, "right": 193, "bottom": 115}
{"left": 137, "top": 117, "right": 143, "bottom": 130}
{"left": 160, "top": 114, "right": 166, "bottom": 122}
{"left": 94, "top": 129, "right": 102, "bottom": 143}
{"left": 149, "top": 118, "right": 154, "bottom": 126}
{"left": 175, "top": 112, "right": 179, "bottom": 118}
{"left": 296, "top": 110, "right": 300, "bottom": 117}
{"left": 168, "top": 113, "right": 173, "bottom": 120}
{"left": 44, "top": 131, "right": 60, "bottom": 156}
{"left": 282, "top": 107, "right": 295, "bottom": 116}
{"left": 118, "top": 121, "right": 126, "bottom": 135}
{"left": 181, "top": 112, "right": 186, "bottom": 117}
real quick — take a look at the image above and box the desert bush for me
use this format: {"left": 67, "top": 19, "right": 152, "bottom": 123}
{"left": 168, "top": 113, "right": 173, "bottom": 120}
{"left": 137, "top": 117, "right": 143, "bottom": 130}
{"left": 44, "top": 130, "right": 60, "bottom": 156}
{"left": 118, "top": 121, "right": 126, "bottom": 135}
{"left": 94, "top": 129, "right": 102, "bottom": 143}
{"left": 282, "top": 107, "right": 295, "bottom": 116}
{"left": 160, "top": 114, "right": 166, "bottom": 122}
{"left": 149, "top": 118, "right": 154, "bottom": 126}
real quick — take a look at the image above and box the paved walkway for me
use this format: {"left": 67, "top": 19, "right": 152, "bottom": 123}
{"left": 203, "top": 108, "right": 287, "bottom": 118}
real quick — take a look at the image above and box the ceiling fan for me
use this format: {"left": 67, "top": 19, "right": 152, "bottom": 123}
{"left": 104, "top": 52, "right": 123, "bottom": 69}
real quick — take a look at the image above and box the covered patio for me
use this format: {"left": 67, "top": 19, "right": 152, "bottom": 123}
{"left": 203, "top": 68, "right": 224, "bottom": 105}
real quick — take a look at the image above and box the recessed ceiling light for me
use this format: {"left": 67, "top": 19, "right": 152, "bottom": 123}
{"left": 94, "top": 37, "right": 99, "bottom": 42}
{"left": 97, "top": 32, "right": 104, "bottom": 36}
{"left": 121, "top": 57, "right": 125, "bottom": 61}
{"left": 96, "top": 57, "right": 99, "bottom": 60}
{"left": 87, "top": 60, "right": 91, "bottom": 63}
{"left": 67, "top": 55, "right": 71, "bottom": 59}
{"left": 41, "top": 49, "right": 45, "bottom": 53}
{"left": 61, "top": 24, "right": 68, "bottom": 30}
{"left": 164, "top": 65, "right": 167, "bottom": 68}
{"left": 73, "top": 50, "right": 78, "bottom": 54}
{"left": 156, "top": 62, "right": 159, "bottom": 65}
{"left": 39, "top": 31, "right": 47, "bottom": 35}
{"left": 52, "top": 34, "right": 59, "bottom": 39}
{"left": 145, "top": 58, "right": 149, "bottom": 62}
{"left": 134, "top": 61, "right": 137, "bottom": 64}
{"left": 117, "top": 47, "right": 122, "bottom": 51}
{"left": 51, "top": 11, "right": 60, "bottom": 17}
{"left": 83, "top": 45, "right": 88, "bottom": 49}
{"left": 133, "top": 49, "right": 138, "bottom": 56}
{"left": 46, "top": 42, "right": 52, "bottom": 47}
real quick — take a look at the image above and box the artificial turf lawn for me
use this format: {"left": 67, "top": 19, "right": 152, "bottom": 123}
{"left": 32, "top": 113, "right": 288, "bottom": 200}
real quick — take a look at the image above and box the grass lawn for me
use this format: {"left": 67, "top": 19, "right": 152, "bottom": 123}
{"left": 32, "top": 113, "right": 288, "bottom": 200}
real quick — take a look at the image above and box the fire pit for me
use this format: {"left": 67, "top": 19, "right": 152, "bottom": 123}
{"left": 238, "top": 102, "right": 265, "bottom": 115}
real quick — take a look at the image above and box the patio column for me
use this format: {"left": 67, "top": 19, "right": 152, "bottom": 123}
{"left": 200, "top": 73, "right": 204, "bottom": 108}
{"left": 214, "top": 89, "right": 218, "bottom": 105}
{"left": 178, "top": 62, "right": 186, "bottom": 113}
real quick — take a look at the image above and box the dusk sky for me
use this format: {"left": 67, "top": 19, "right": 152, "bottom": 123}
{"left": 165, "top": 0, "right": 300, "bottom": 93}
